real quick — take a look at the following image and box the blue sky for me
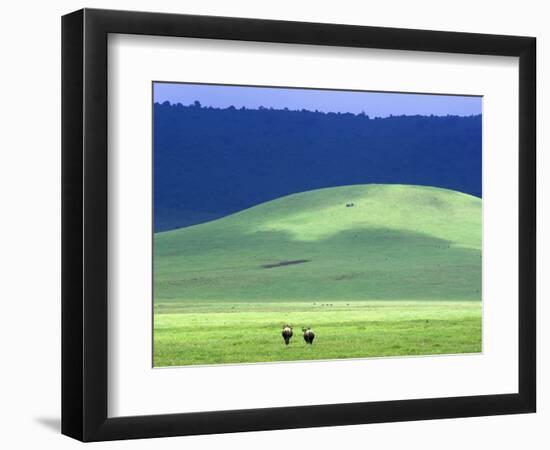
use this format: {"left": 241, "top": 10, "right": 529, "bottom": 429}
{"left": 153, "top": 82, "right": 482, "bottom": 117}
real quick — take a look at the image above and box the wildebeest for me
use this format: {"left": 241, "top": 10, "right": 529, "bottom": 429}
{"left": 346, "top": 202, "right": 355, "bottom": 207}
{"left": 282, "top": 324, "right": 293, "bottom": 345}
{"left": 302, "top": 327, "right": 315, "bottom": 344}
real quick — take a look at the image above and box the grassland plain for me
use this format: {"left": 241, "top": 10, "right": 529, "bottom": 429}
{"left": 154, "top": 184, "right": 482, "bottom": 366}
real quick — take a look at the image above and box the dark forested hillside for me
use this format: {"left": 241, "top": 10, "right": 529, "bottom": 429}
{"left": 154, "top": 102, "right": 481, "bottom": 231}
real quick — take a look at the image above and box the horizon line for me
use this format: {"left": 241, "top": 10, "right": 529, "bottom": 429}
{"left": 153, "top": 81, "right": 482, "bottom": 118}
{"left": 154, "top": 101, "right": 482, "bottom": 119}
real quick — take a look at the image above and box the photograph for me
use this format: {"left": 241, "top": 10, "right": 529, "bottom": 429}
{"left": 152, "top": 82, "right": 483, "bottom": 367}
{"left": 0, "top": 0, "right": 542, "bottom": 446}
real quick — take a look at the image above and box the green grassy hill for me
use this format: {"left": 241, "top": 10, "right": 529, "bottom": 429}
{"left": 155, "top": 184, "right": 481, "bottom": 309}
{"left": 154, "top": 184, "right": 482, "bottom": 366}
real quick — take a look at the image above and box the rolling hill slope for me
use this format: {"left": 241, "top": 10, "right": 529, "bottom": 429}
{"left": 154, "top": 184, "right": 481, "bottom": 308}
{"left": 154, "top": 184, "right": 482, "bottom": 365}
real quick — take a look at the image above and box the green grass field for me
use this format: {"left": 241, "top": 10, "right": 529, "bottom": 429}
{"left": 154, "top": 184, "right": 482, "bottom": 366}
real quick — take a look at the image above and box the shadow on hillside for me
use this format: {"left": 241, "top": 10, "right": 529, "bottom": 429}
{"left": 156, "top": 226, "right": 481, "bottom": 302}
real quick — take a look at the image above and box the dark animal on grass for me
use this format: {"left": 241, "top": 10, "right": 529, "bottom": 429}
{"left": 282, "top": 325, "right": 293, "bottom": 345}
{"left": 302, "top": 328, "right": 315, "bottom": 345}
{"left": 345, "top": 202, "right": 355, "bottom": 207}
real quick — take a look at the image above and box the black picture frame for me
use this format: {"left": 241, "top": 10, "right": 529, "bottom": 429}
{"left": 61, "top": 8, "right": 536, "bottom": 442}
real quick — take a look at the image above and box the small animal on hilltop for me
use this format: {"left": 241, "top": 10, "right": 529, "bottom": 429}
{"left": 302, "top": 327, "right": 315, "bottom": 345}
{"left": 282, "top": 324, "right": 293, "bottom": 345}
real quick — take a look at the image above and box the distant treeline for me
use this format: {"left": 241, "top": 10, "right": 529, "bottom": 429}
{"left": 154, "top": 102, "right": 481, "bottom": 231}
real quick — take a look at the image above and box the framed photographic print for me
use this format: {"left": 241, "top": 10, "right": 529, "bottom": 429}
{"left": 61, "top": 8, "right": 536, "bottom": 442}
